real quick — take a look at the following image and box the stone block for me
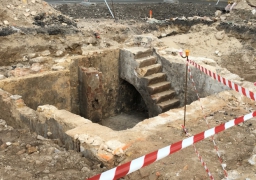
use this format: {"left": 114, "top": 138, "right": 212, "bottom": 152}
{"left": 79, "top": 67, "right": 104, "bottom": 122}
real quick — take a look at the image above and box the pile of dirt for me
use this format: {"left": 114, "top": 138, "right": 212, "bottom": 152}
{"left": 33, "top": 13, "right": 77, "bottom": 27}
{"left": 54, "top": 3, "right": 218, "bottom": 21}
{"left": 0, "top": 0, "right": 76, "bottom": 28}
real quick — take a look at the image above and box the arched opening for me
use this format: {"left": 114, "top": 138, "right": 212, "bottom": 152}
{"left": 102, "top": 79, "right": 148, "bottom": 131}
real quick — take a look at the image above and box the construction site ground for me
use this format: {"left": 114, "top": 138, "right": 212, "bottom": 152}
{"left": 0, "top": 0, "right": 256, "bottom": 180}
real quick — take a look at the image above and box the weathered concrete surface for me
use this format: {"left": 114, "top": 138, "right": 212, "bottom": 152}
{"left": 0, "top": 71, "right": 71, "bottom": 111}
{"left": 0, "top": 89, "right": 76, "bottom": 150}
{"left": 79, "top": 67, "right": 104, "bottom": 123}
{"left": 155, "top": 47, "right": 256, "bottom": 104}
{"left": 120, "top": 47, "right": 163, "bottom": 117}
{"left": 155, "top": 49, "right": 231, "bottom": 105}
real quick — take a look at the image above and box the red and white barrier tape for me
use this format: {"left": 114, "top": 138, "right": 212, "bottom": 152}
{"left": 182, "top": 125, "right": 214, "bottom": 180}
{"left": 87, "top": 111, "right": 256, "bottom": 180}
{"left": 187, "top": 66, "right": 228, "bottom": 177}
{"left": 179, "top": 52, "right": 256, "bottom": 101}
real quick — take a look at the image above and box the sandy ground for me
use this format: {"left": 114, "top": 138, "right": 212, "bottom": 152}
{"left": 160, "top": 24, "right": 243, "bottom": 62}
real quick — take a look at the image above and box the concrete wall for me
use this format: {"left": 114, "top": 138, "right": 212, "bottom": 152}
{"left": 0, "top": 71, "right": 71, "bottom": 111}
{"left": 119, "top": 47, "right": 162, "bottom": 117}
{"left": 0, "top": 89, "right": 89, "bottom": 150}
{"left": 155, "top": 51, "right": 230, "bottom": 105}
{"left": 0, "top": 88, "right": 128, "bottom": 167}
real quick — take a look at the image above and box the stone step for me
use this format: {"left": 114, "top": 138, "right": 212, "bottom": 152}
{"left": 158, "top": 99, "right": 180, "bottom": 112}
{"left": 137, "top": 64, "right": 162, "bottom": 77}
{"left": 136, "top": 56, "right": 157, "bottom": 68}
{"left": 151, "top": 90, "right": 176, "bottom": 103}
{"left": 144, "top": 73, "right": 166, "bottom": 85}
{"left": 133, "top": 48, "right": 152, "bottom": 59}
{"left": 148, "top": 81, "right": 171, "bottom": 95}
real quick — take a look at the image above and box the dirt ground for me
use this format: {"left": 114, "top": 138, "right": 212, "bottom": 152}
{"left": 0, "top": 0, "right": 256, "bottom": 180}
{"left": 125, "top": 93, "right": 256, "bottom": 180}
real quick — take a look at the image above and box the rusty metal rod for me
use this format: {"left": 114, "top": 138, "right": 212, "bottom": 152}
{"left": 180, "top": 50, "right": 190, "bottom": 131}
{"left": 184, "top": 58, "right": 188, "bottom": 128}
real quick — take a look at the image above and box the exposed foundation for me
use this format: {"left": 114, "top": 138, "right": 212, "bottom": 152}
{"left": 1, "top": 44, "right": 255, "bottom": 167}
{"left": 1, "top": 3, "right": 256, "bottom": 179}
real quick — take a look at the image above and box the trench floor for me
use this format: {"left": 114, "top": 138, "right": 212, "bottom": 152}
{"left": 102, "top": 111, "right": 148, "bottom": 131}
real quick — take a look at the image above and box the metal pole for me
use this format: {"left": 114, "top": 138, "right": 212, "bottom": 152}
{"left": 104, "top": 0, "right": 115, "bottom": 19}
{"left": 184, "top": 59, "right": 188, "bottom": 128}
{"left": 180, "top": 50, "right": 190, "bottom": 130}
{"left": 111, "top": 0, "right": 116, "bottom": 20}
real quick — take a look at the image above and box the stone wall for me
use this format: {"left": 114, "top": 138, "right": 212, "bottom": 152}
{"left": 119, "top": 47, "right": 162, "bottom": 117}
{"left": 155, "top": 51, "right": 231, "bottom": 105}
{"left": 0, "top": 89, "right": 80, "bottom": 150}
{"left": 79, "top": 67, "right": 104, "bottom": 123}
{"left": 0, "top": 71, "right": 71, "bottom": 111}
{"left": 69, "top": 49, "right": 124, "bottom": 118}
{"left": 0, "top": 89, "right": 127, "bottom": 167}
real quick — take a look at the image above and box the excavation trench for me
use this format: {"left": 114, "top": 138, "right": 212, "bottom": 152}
{"left": 0, "top": 18, "right": 256, "bottom": 179}
{"left": 0, "top": 44, "right": 233, "bottom": 158}
{"left": 0, "top": 42, "right": 254, "bottom": 175}
{"left": 0, "top": 46, "right": 230, "bottom": 129}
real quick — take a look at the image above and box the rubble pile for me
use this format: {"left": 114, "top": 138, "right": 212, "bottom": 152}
{"left": 0, "top": 0, "right": 75, "bottom": 27}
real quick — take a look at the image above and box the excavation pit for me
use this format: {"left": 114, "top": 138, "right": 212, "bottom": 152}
{"left": 0, "top": 47, "right": 233, "bottom": 130}
{"left": 0, "top": 33, "right": 256, "bottom": 180}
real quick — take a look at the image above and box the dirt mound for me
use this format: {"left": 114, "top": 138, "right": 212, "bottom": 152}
{"left": 54, "top": 3, "right": 218, "bottom": 21}
{"left": 33, "top": 13, "right": 77, "bottom": 27}
{"left": 0, "top": 0, "right": 75, "bottom": 27}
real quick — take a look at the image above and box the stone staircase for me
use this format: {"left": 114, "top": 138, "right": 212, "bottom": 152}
{"left": 120, "top": 47, "right": 180, "bottom": 117}
{"left": 135, "top": 50, "right": 180, "bottom": 114}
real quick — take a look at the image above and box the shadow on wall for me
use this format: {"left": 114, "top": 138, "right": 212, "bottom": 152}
{"left": 116, "top": 79, "right": 148, "bottom": 115}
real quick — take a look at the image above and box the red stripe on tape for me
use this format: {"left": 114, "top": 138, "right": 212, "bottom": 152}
{"left": 234, "top": 84, "right": 239, "bottom": 92}
{"left": 250, "top": 91, "right": 254, "bottom": 100}
{"left": 215, "top": 123, "right": 225, "bottom": 134}
{"left": 143, "top": 151, "right": 157, "bottom": 167}
{"left": 89, "top": 174, "right": 100, "bottom": 180}
{"left": 193, "top": 132, "right": 205, "bottom": 143}
{"left": 115, "top": 162, "right": 131, "bottom": 179}
{"left": 242, "top": 88, "right": 246, "bottom": 97}
{"left": 234, "top": 116, "right": 244, "bottom": 125}
{"left": 170, "top": 141, "right": 182, "bottom": 154}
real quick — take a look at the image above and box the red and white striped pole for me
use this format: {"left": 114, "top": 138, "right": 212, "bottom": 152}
{"left": 87, "top": 111, "right": 256, "bottom": 180}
